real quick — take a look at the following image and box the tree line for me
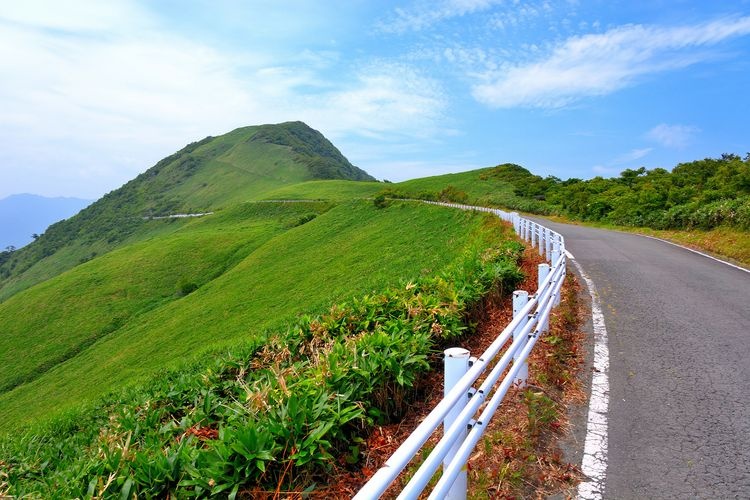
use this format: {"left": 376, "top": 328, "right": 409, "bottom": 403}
{"left": 490, "top": 154, "right": 750, "bottom": 230}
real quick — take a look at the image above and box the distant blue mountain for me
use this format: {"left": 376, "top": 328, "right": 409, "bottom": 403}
{"left": 0, "top": 194, "right": 92, "bottom": 250}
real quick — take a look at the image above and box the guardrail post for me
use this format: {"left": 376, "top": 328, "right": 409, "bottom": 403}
{"left": 545, "top": 228, "right": 552, "bottom": 262}
{"left": 530, "top": 222, "right": 537, "bottom": 248}
{"left": 444, "top": 348, "right": 470, "bottom": 500}
{"left": 538, "top": 264, "right": 551, "bottom": 333}
{"left": 538, "top": 227, "right": 546, "bottom": 256}
{"left": 551, "top": 242, "right": 562, "bottom": 306}
{"left": 512, "top": 291, "right": 529, "bottom": 387}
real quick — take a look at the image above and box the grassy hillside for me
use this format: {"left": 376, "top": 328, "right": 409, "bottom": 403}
{"left": 0, "top": 202, "right": 333, "bottom": 395}
{"left": 0, "top": 122, "right": 374, "bottom": 302}
{"left": 0, "top": 200, "right": 490, "bottom": 430}
{"left": 0, "top": 210, "right": 523, "bottom": 498}
{"left": 261, "top": 179, "right": 382, "bottom": 201}
{"left": 0, "top": 123, "right": 529, "bottom": 497}
{"left": 383, "top": 160, "right": 750, "bottom": 266}
{"left": 384, "top": 166, "right": 543, "bottom": 212}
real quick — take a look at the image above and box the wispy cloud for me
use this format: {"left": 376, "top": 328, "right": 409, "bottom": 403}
{"left": 613, "top": 147, "right": 653, "bottom": 164}
{"left": 590, "top": 147, "right": 653, "bottom": 177}
{"left": 473, "top": 16, "right": 750, "bottom": 108}
{"left": 377, "top": 0, "right": 503, "bottom": 33}
{"left": 0, "top": 2, "right": 448, "bottom": 197}
{"left": 647, "top": 124, "right": 700, "bottom": 149}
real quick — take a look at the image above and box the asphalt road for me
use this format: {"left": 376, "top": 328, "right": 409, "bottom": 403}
{"left": 535, "top": 220, "right": 750, "bottom": 499}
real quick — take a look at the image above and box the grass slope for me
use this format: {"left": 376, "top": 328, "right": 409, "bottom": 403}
{"left": 0, "top": 200, "right": 485, "bottom": 430}
{"left": 386, "top": 167, "right": 537, "bottom": 210}
{"left": 261, "top": 179, "right": 382, "bottom": 201}
{"left": 0, "top": 202, "right": 333, "bottom": 395}
{"left": 0, "top": 122, "right": 375, "bottom": 302}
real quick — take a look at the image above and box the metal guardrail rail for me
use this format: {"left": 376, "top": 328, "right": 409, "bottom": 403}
{"left": 354, "top": 202, "right": 566, "bottom": 499}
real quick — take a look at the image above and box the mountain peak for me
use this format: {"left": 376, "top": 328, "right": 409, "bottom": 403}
{"left": 248, "top": 121, "right": 375, "bottom": 182}
{"left": 0, "top": 121, "right": 376, "bottom": 299}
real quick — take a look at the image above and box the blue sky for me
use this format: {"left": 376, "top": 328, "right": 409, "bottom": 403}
{"left": 1, "top": 0, "right": 749, "bottom": 199}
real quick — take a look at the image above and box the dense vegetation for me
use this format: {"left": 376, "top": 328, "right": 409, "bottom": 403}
{"left": 384, "top": 155, "right": 750, "bottom": 231}
{"left": 0, "top": 210, "right": 523, "bottom": 497}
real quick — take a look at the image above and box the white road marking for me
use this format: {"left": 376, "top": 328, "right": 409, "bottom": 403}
{"left": 572, "top": 258, "right": 610, "bottom": 500}
{"left": 565, "top": 249, "right": 576, "bottom": 259}
{"left": 637, "top": 234, "right": 750, "bottom": 274}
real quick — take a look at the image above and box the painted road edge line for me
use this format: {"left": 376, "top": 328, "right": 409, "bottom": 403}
{"left": 638, "top": 234, "right": 750, "bottom": 274}
{"left": 572, "top": 258, "right": 610, "bottom": 500}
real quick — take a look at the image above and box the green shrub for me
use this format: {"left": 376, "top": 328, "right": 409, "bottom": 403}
{"left": 373, "top": 194, "right": 388, "bottom": 209}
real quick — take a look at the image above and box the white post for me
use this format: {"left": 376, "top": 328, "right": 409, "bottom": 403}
{"left": 538, "top": 264, "right": 550, "bottom": 333}
{"left": 540, "top": 227, "right": 545, "bottom": 259}
{"left": 551, "top": 242, "right": 562, "bottom": 306}
{"left": 530, "top": 222, "right": 536, "bottom": 248}
{"left": 512, "top": 291, "right": 529, "bottom": 387}
{"left": 444, "top": 348, "right": 470, "bottom": 500}
{"left": 545, "top": 228, "right": 552, "bottom": 262}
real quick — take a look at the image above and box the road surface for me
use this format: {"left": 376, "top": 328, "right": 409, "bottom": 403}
{"left": 536, "top": 220, "right": 750, "bottom": 499}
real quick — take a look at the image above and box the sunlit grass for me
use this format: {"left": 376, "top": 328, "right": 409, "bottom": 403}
{"left": 0, "top": 200, "right": 487, "bottom": 430}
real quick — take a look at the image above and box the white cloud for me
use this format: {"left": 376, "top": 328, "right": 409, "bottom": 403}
{"left": 473, "top": 16, "right": 750, "bottom": 108}
{"left": 377, "top": 0, "right": 502, "bottom": 33}
{"left": 613, "top": 147, "right": 653, "bottom": 164}
{"left": 592, "top": 165, "right": 618, "bottom": 176}
{"left": 0, "top": 0, "right": 149, "bottom": 32}
{"left": 647, "top": 124, "right": 700, "bottom": 149}
{"left": 313, "top": 63, "right": 446, "bottom": 139}
{"left": 0, "top": 3, "right": 448, "bottom": 198}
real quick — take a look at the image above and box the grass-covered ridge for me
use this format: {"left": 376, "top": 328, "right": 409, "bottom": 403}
{"left": 0, "top": 210, "right": 524, "bottom": 497}
{"left": 0, "top": 122, "right": 374, "bottom": 302}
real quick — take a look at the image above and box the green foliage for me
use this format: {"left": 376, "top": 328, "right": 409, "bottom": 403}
{"left": 539, "top": 154, "right": 750, "bottom": 230}
{"left": 0, "top": 216, "right": 523, "bottom": 497}
{"left": 178, "top": 280, "right": 199, "bottom": 296}
{"left": 437, "top": 185, "right": 469, "bottom": 203}
{"left": 381, "top": 155, "right": 750, "bottom": 233}
{"left": 373, "top": 194, "right": 388, "bottom": 209}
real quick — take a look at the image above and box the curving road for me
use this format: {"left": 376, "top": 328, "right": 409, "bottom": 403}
{"left": 535, "top": 219, "right": 750, "bottom": 499}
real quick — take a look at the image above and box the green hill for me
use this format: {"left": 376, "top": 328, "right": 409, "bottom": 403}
{"left": 383, "top": 164, "right": 546, "bottom": 213}
{"left": 0, "top": 122, "right": 531, "bottom": 497}
{"left": 0, "top": 121, "right": 374, "bottom": 301}
{"left": 0, "top": 199, "right": 492, "bottom": 430}
{"left": 0, "top": 123, "right": 519, "bottom": 431}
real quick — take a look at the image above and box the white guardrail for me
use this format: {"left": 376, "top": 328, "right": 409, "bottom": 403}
{"left": 354, "top": 202, "right": 566, "bottom": 500}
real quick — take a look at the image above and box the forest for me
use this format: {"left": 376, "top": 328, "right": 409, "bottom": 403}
{"left": 488, "top": 154, "right": 750, "bottom": 230}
